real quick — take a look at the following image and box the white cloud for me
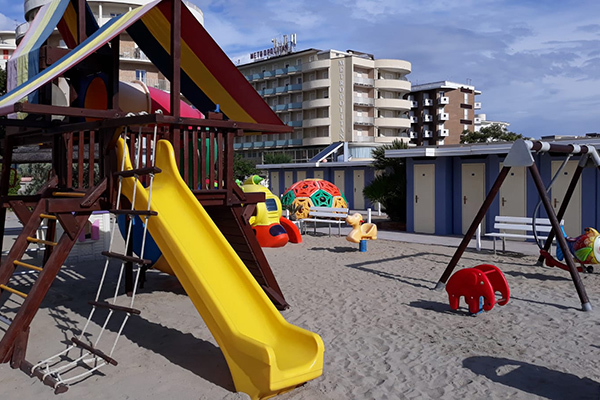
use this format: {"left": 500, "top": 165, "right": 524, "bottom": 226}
{"left": 0, "top": 12, "right": 18, "bottom": 31}
{"left": 188, "top": 0, "right": 600, "bottom": 136}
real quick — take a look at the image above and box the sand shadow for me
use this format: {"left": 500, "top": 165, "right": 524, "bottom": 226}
{"left": 9, "top": 261, "right": 236, "bottom": 393}
{"left": 503, "top": 270, "right": 570, "bottom": 282}
{"left": 340, "top": 253, "right": 435, "bottom": 289}
{"left": 463, "top": 356, "right": 599, "bottom": 399}
{"left": 309, "top": 246, "right": 358, "bottom": 253}
{"left": 508, "top": 295, "right": 575, "bottom": 311}
{"left": 408, "top": 300, "right": 461, "bottom": 314}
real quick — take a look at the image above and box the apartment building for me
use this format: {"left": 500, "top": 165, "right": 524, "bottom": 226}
{"left": 20, "top": 0, "right": 204, "bottom": 90}
{"left": 407, "top": 81, "right": 481, "bottom": 146}
{"left": 474, "top": 113, "right": 510, "bottom": 132}
{"left": 236, "top": 48, "right": 412, "bottom": 162}
{"left": 0, "top": 31, "right": 16, "bottom": 70}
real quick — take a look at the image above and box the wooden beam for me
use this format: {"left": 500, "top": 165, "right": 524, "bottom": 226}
{"left": 528, "top": 163, "right": 591, "bottom": 311}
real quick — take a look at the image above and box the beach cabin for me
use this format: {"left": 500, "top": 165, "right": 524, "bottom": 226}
{"left": 386, "top": 136, "right": 600, "bottom": 237}
{"left": 258, "top": 143, "right": 379, "bottom": 210}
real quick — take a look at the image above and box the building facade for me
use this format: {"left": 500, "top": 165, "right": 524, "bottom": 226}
{"left": 0, "top": 31, "right": 16, "bottom": 70}
{"left": 474, "top": 113, "right": 510, "bottom": 132}
{"left": 236, "top": 49, "right": 412, "bottom": 163}
{"left": 407, "top": 81, "right": 481, "bottom": 146}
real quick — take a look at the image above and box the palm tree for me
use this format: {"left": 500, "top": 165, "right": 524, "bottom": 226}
{"left": 363, "top": 140, "right": 408, "bottom": 222}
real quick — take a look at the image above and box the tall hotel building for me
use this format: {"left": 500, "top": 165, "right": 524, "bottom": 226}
{"left": 236, "top": 48, "right": 412, "bottom": 162}
{"left": 407, "top": 81, "right": 481, "bottom": 146}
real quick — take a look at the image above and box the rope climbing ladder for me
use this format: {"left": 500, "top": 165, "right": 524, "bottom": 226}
{"left": 27, "top": 121, "right": 160, "bottom": 393}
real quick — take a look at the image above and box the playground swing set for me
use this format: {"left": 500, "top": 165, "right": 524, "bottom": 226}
{"left": 0, "top": 0, "right": 324, "bottom": 398}
{"left": 438, "top": 139, "right": 600, "bottom": 313}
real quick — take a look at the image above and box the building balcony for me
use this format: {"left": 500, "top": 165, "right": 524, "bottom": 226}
{"left": 302, "top": 98, "right": 331, "bottom": 109}
{"left": 410, "top": 116, "right": 418, "bottom": 123}
{"left": 16, "top": 22, "right": 29, "bottom": 43}
{"left": 353, "top": 96, "right": 375, "bottom": 106}
{"left": 287, "top": 121, "right": 303, "bottom": 127}
{"left": 353, "top": 135, "right": 375, "bottom": 143}
{"left": 288, "top": 102, "right": 303, "bottom": 110}
{"left": 287, "top": 65, "right": 303, "bottom": 74}
{"left": 374, "top": 79, "right": 411, "bottom": 93}
{"left": 354, "top": 115, "right": 375, "bottom": 125}
{"left": 262, "top": 88, "right": 276, "bottom": 96}
{"left": 423, "top": 99, "right": 433, "bottom": 106}
{"left": 272, "top": 104, "right": 287, "bottom": 112}
{"left": 303, "top": 59, "right": 330, "bottom": 71}
{"left": 423, "top": 114, "right": 433, "bottom": 122}
{"left": 375, "top": 98, "right": 411, "bottom": 110}
{"left": 287, "top": 83, "right": 303, "bottom": 92}
{"left": 423, "top": 130, "right": 433, "bottom": 138}
{"left": 120, "top": 48, "right": 152, "bottom": 64}
{"left": 411, "top": 100, "right": 418, "bottom": 108}
{"left": 146, "top": 78, "right": 169, "bottom": 91}
{"left": 374, "top": 59, "right": 411, "bottom": 74}
{"left": 303, "top": 117, "right": 331, "bottom": 128}
{"left": 354, "top": 76, "right": 375, "bottom": 87}
{"left": 438, "top": 96, "right": 449, "bottom": 105}
{"left": 245, "top": 73, "right": 263, "bottom": 81}
{"left": 303, "top": 136, "right": 332, "bottom": 146}
{"left": 275, "top": 68, "right": 287, "bottom": 76}
{"left": 438, "top": 113, "right": 449, "bottom": 121}
{"left": 474, "top": 102, "right": 482, "bottom": 109}
{"left": 263, "top": 70, "right": 274, "bottom": 78}
{"left": 303, "top": 79, "right": 330, "bottom": 90}
{"left": 438, "top": 129, "right": 449, "bottom": 137}
{"left": 375, "top": 117, "right": 411, "bottom": 129}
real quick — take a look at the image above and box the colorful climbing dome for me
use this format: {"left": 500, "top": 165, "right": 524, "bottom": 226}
{"left": 281, "top": 179, "right": 348, "bottom": 219}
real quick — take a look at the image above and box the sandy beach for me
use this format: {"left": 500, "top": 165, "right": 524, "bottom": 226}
{"left": 1, "top": 230, "right": 599, "bottom": 399}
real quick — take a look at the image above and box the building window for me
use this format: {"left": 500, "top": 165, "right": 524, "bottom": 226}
{"left": 135, "top": 69, "right": 146, "bottom": 84}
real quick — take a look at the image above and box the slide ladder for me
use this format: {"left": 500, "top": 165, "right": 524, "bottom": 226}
{"left": 22, "top": 127, "right": 159, "bottom": 393}
{"left": 0, "top": 195, "right": 94, "bottom": 390}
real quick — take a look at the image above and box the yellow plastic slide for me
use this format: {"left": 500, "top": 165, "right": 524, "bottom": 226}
{"left": 116, "top": 139, "right": 323, "bottom": 399}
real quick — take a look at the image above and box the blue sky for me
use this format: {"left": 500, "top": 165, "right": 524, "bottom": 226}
{"left": 1, "top": 0, "right": 600, "bottom": 138}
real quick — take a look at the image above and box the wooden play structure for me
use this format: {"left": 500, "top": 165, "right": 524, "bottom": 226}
{"left": 436, "top": 139, "right": 600, "bottom": 311}
{"left": 0, "top": 0, "right": 320, "bottom": 395}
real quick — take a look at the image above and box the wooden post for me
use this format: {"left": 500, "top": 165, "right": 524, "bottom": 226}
{"left": 528, "top": 163, "right": 591, "bottom": 311}
{"left": 170, "top": 0, "right": 181, "bottom": 166}
{"left": 436, "top": 166, "right": 511, "bottom": 288}
{"left": 109, "top": 37, "right": 120, "bottom": 111}
{"left": 77, "top": 0, "right": 86, "bottom": 44}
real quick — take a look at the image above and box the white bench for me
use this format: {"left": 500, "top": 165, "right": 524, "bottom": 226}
{"left": 301, "top": 206, "right": 349, "bottom": 236}
{"left": 485, "top": 216, "right": 564, "bottom": 253}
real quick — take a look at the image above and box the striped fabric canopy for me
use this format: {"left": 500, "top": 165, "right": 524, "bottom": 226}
{"left": 1, "top": 0, "right": 283, "bottom": 126}
{"left": 7, "top": 0, "right": 99, "bottom": 102}
{"left": 127, "top": 0, "right": 283, "bottom": 125}
{"left": 0, "top": 0, "right": 160, "bottom": 110}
